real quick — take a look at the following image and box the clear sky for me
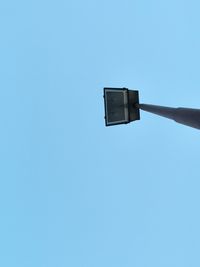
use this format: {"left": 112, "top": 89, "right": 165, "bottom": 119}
{"left": 1, "top": 0, "right": 200, "bottom": 266}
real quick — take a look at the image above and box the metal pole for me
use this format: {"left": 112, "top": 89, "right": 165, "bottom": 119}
{"left": 138, "top": 104, "right": 200, "bottom": 130}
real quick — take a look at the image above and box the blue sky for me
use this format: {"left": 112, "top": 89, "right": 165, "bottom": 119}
{"left": 1, "top": 0, "right": 200, "bottom": 266}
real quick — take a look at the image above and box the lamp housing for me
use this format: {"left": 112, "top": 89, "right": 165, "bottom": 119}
{"left": 103, "top": 87, "right": 140, "bottom": 126}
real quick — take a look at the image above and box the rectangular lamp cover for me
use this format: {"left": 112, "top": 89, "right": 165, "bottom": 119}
{"left": 103, "top": 87, "right": 140, "bottom": 126}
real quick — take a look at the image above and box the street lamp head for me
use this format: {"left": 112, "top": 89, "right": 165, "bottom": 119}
{"left": 103, "top": 87, "right": 140, "bottom": 126}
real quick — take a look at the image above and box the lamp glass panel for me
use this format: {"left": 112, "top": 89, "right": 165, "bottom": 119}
{"left": 104, "top": 89, "right": 129, "bottom": 125}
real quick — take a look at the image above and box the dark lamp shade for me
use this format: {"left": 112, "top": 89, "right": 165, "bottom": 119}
{"left": 103, "top": 88, "right": 140, "bottom": 126}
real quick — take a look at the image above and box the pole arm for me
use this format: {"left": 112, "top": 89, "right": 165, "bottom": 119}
{"left": 138, "top": 104, "right": 200, "bottom": 130}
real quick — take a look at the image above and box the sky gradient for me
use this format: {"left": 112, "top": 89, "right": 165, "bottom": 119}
{"left": 1, "top": 0, "right": 200, "bottom": 266}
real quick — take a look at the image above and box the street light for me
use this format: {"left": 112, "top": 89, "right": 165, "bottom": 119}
{"left": 103, "top": 87, "right": 200, "bottom": 130}
{"left": 103, "top": 87, "right": 140, "bottom": 126}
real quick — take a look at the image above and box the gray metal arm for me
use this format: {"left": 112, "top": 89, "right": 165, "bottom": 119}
{"left": 139, "top": 104, "right": 200, "bottom": 130}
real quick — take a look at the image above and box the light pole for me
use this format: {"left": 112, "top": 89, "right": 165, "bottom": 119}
{"left": 103, "top": 87, "right": 200, "bottom": 130}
